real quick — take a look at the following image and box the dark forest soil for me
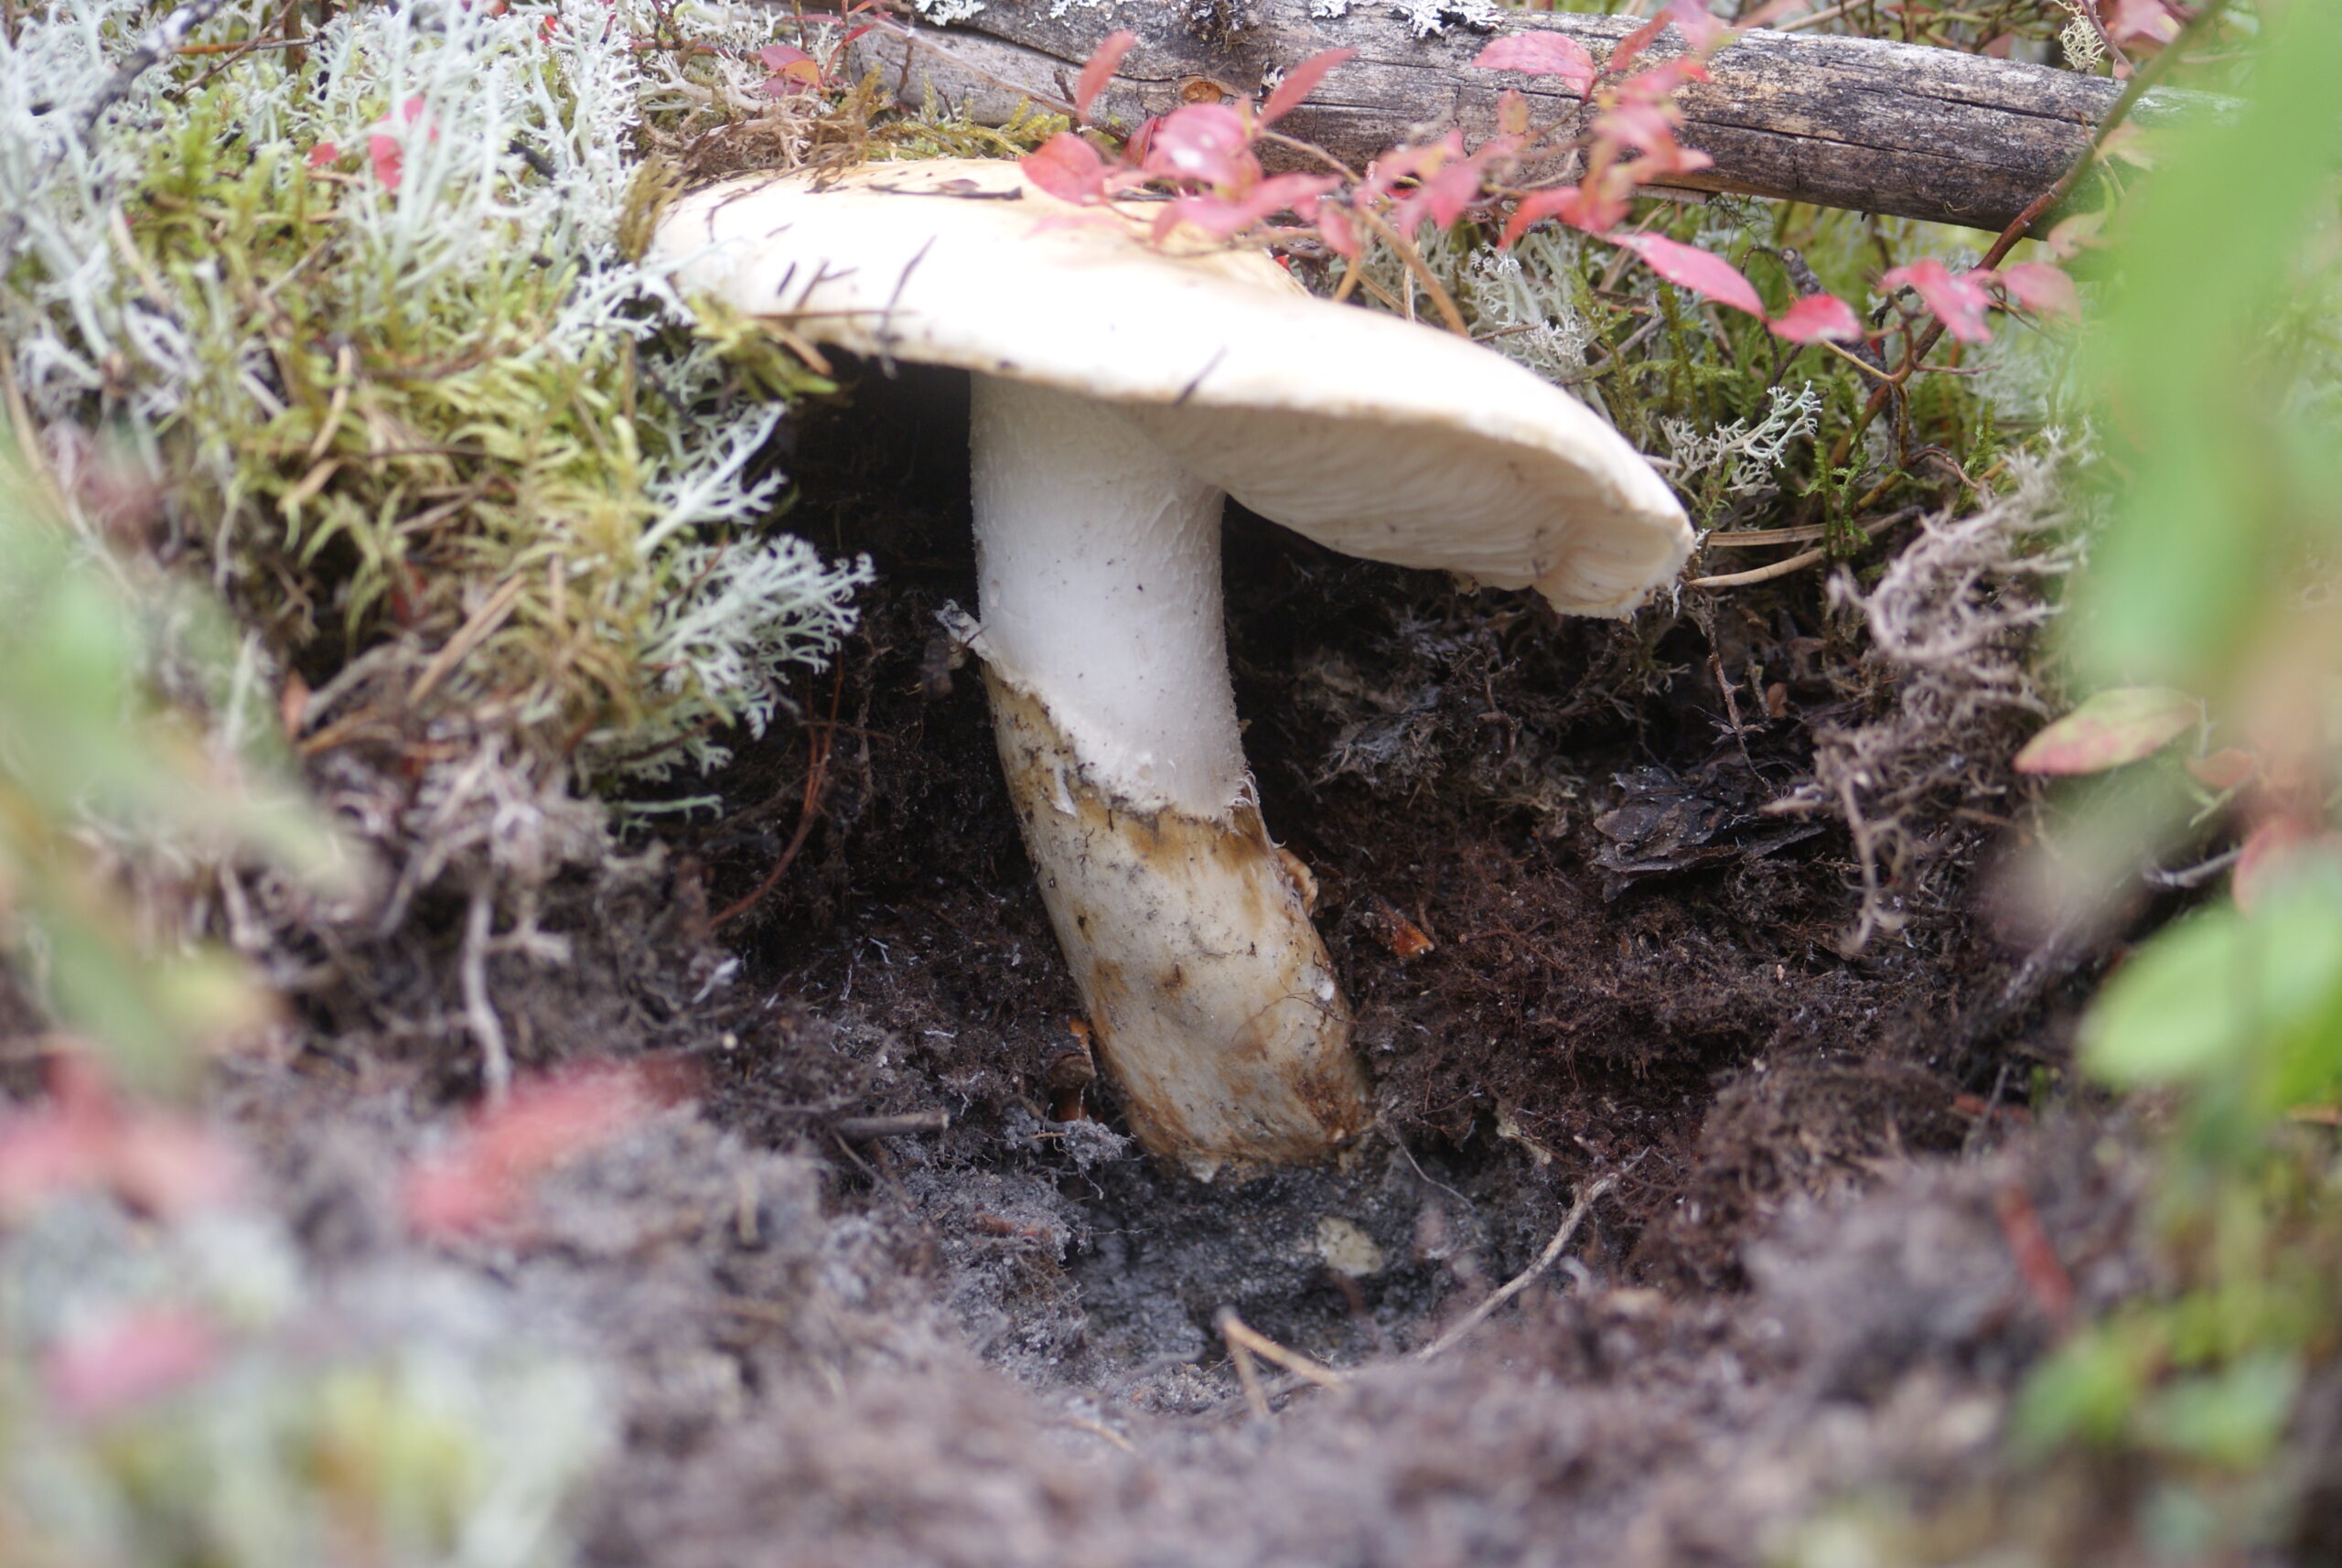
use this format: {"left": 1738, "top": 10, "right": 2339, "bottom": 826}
{"left": 208, "top": 357, "right": 2133, "bottom": 1564}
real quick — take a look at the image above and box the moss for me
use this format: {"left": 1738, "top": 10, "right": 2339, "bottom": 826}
{"left": 4, "top": 0, "right": 876, "bottom": 791}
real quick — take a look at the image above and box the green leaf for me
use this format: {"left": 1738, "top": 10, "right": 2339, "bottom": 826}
{"left": 2082, "top": 873, "right": 2342, "bottom": 1105}
{"left": 2137, "top": 1351, "right": 2301, "bottom": 1468}
{"left": 2013, "top": 686, "right": 2197, "bottom": 775}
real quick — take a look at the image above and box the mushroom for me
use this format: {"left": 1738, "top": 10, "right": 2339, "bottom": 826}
{"left": 652, "top": 158, "right": 1692, "bottom": 1177}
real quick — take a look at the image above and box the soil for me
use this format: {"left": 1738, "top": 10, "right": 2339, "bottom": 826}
{"left": 35, "top": 355, "right": 2183, "bottom": 1563}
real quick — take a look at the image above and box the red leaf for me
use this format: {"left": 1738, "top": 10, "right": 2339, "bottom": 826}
{"left": 1260, "top": 46, "right": 1356, "bottom": 125}
{"left": 2233, "top": 817, "right": 2342, "bottom": 913}
{"left": 1495, "top": 88, "right": 1531, "bottom": 136}
{"left": 1617, "top": 139, "right": 1714, "bottom": 180}
{"left": 401, "top": 1062, "right": 686, "bottom": 1239}
{"left": 0, "top": 1056, "right": 242, "bottom": 1220}
{"left": 2185, "top": 746, "right": 2260, "bottom": 794}
{"left": 1470, "top": 32, "right": 1595, "bottom": 95}
{"left": 2103, "top": 0, "right": 2180, "bottom": 46}
{"left": 1073, "top": 27, "right": 1138, "bottom": 123}
{"left": 1662, "top": 0, "right": 1734, "bottom": 53}
{"left": 1357, "top": 130, "right": 1466, "bottom": 209}
{"left": 1608, "top": 11, "right": 1671, "bottom": 74}
{"left": 2012, "top": 686, "right": 2197, "bottom": 775}
{"left": 306, "top": 141, "right": 339, "bottom": 168}
{"left": 2042, "top": 211, "right": 2104, "bottom": 261}
{"left": 1021, "top": 132, "right": 1113, "bottom": 205}
{"left": 1998, "top": 260, "right": 2079, "bottom": 318}
{"left": 1153, "top": 173, "right": 1338, "bottom": 241}
{"left": 1317, "top": 202, "right": 1360, "bottom": 261}
{"left": 1768, "top": 292, "right": 1863, "bottom": 343}
{"left": 757, "top": 43, "right": 821, "bottom": 94}
{"left": 1502, "top": 183, "right": 1625, "bottom": 243}
{"left": 1880, "top": 258, "right": 1995, "bottom": 344}
{"left": 1614, "top": 57, "right": 1710, "bottom": 101}
{"left": 46, "top": 1308, "right": 220, "bottom": 1422}
{"left": 1615, "top": 232, "right": 1764, "bottom": 317}
{"left": 1142, "top": 102, "right": 1256, "bottom": 190}
{"left": 365, "top": 96, "right": 430, "bottom": 193}
{"left": 1391, "top": 158, "right": 1484, "bottom": 236}
{"left": 368, "top": 132, "right": 403, "bottom": 190}
{"left": 1597, "top": 99, "right": 1684, "bottom": 154}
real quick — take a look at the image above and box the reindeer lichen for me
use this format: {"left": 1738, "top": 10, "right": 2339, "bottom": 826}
{"left": 1, "top": 0, "right": 871, "bottom": 800}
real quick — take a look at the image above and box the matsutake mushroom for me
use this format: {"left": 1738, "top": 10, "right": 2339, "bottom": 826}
{"left": 652, "top": 158, "right": 1692, "bottom": 1177}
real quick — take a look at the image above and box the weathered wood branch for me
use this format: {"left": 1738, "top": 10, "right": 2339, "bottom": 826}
{"left": 854, "top": 2, "right": 2206, "bottom": 234}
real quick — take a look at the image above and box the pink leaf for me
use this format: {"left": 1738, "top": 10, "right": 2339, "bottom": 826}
{"left": 2011, "top": 686, "right": 2197, "bottom": 775}
{"left": 1142, "top": 102, "right": 1256, "bottom": 190}
{"left": 757, "top": 43, "right": 821, "bottom": 94}
{"left": 1316, "top": 203, "right": 1360, "bottom": 261}
{"left": 306, "top": 141, "right": 339, "bottom": 168}
{"left": 1768, "top": 292, "right": 1864, "bottom": 343}
{"left": 2186, "top": 746, "right": 2260, "bottom": 794}
{"left": 1391, "top": 159, "right": 1484, "bottom": 235}
{"left": 365, "top": 96, "right": 431, "bottom": 193}
{"left": 46, "top": 1308, "right": 220, "bottom": 1422}
{"left": 1597, "top": 99, "right": 1684, "bottom": 154}
{"left": 1021, "top": 132, "right": 1113, "bottom": 205}
{"left": 1503, "top": 183, "right": 1626, "bottom": 243}
{"left": 1617, "top": 140, "right": 1714, "bottom": 179}
{"left": 1663, "top": 0, "right": 1734, "bottom": 53}
{"left": 1613, "top": 57, "right": 1710, "bottom": 101}
{"left": 1470, "top": 32, "right": 1595, "bottom": 95}
{"left": 1154, "top": 173, "right": 1339, "bottom": 241}
{"left": 0, "top": 1056, "right": 242, "bottom": 1220}
{"left": 1357, "top": 130, "right": 1466, "bottom": 209}
{"left": 1999, "top": 260, "right": 2079, "bottom": 318}
{"left": 1616, "top": 232, "right": 1765, "bottom": 317}
{"left": 1607, "top": 10, "right": 1671, "bottom": 74}
{"left": 2103, "top": 0, "right": 2180, "bottom": 47}
{"left": 368, "top": 132, "right": 403, "bottom": 190}
{"left": 1260, "top": 46, "right": 1356, "bottom": 125}
{"left": 402, "top": 1062, "right": 687, "bottom": 1239}
{"left": 2233, "top": 816, "right": 2342, "bottom": 914}
{"left": 1073, "top": 28, "right": 1138, "bottom": 123}
{"left": 1880, "top": 258, "right": 1995, "bottom": 344}
{"left": 1495, "top": 88, "right": 1531, "bottom": 136}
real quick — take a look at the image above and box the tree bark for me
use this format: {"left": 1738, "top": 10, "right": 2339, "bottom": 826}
{"left": 853, "top": 2, "right": 2207, "bottom": 235}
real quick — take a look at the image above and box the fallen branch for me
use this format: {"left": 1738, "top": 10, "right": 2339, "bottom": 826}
{"left": 854, "top": 1, "right": 2210, "bottom": 234}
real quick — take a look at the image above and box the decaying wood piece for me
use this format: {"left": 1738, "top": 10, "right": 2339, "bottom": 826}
{"left": 853, "top": 2, "right": 2204, "bottom": 234}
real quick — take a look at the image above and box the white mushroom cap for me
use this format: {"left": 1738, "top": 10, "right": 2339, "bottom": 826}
{"left": 650, "top": 158, "right": 1693, "bottom": 618}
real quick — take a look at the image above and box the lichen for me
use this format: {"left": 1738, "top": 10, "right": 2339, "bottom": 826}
{"left": 0, "top": 0, "right": 872, "bottom": 804}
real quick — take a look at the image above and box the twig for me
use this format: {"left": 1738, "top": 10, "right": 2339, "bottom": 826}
{"left": 1688, "top": 545, "right": 1830, "bottom": 589}
{"left": 1223, "top": 1319, "right": 1271, "bottom": 1420}
{"left": 1215, "top": 1307, "right": 1347, "bottom": 1391}
{"left": 1703, "top": 521, "right": 1829, "bottom": 547}
{"left": 831, "top": 1110, "right": 951, "bottom": 1140}
{"left": 406, "top": 575, "right": 526, "bottom": 709}
{"left": 79, "top": 0, "right": 231, "bottom": 137}
{"left": 1413, "top": 1171, "right": 1619, "bottom": 1362}
{"left": 1351, "top": 205, "right": 1470, "bottom": 338}
{"left": 1993, "top": 1181, "right": 2077, "bottom": 1332}
{"left": 1215, "top": 1307, "right": 1344, "bottom": 1419}
{"left": 1054, "top": 1414, "right": 1137, "bottom": 1454}
{"left": 712, "top": 669, "right": 843, "bottom": 928}
{"left": 1687, "top": 506, "right": 1921, "bottom": 589}
{"left": 1772, "top": 0, "right": 1864, "bottom": 31}
{"left": 461, "top": 882, "right": 513, "bottom": 1102}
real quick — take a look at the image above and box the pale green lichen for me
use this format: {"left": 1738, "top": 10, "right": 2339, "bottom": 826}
{"left": 0, "top": 0, "right": 871, "bottom": 794}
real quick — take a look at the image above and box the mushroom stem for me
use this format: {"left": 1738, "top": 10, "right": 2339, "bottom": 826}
{"left": 969, "top": 378, "right": 1370, "bottom": 1176}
